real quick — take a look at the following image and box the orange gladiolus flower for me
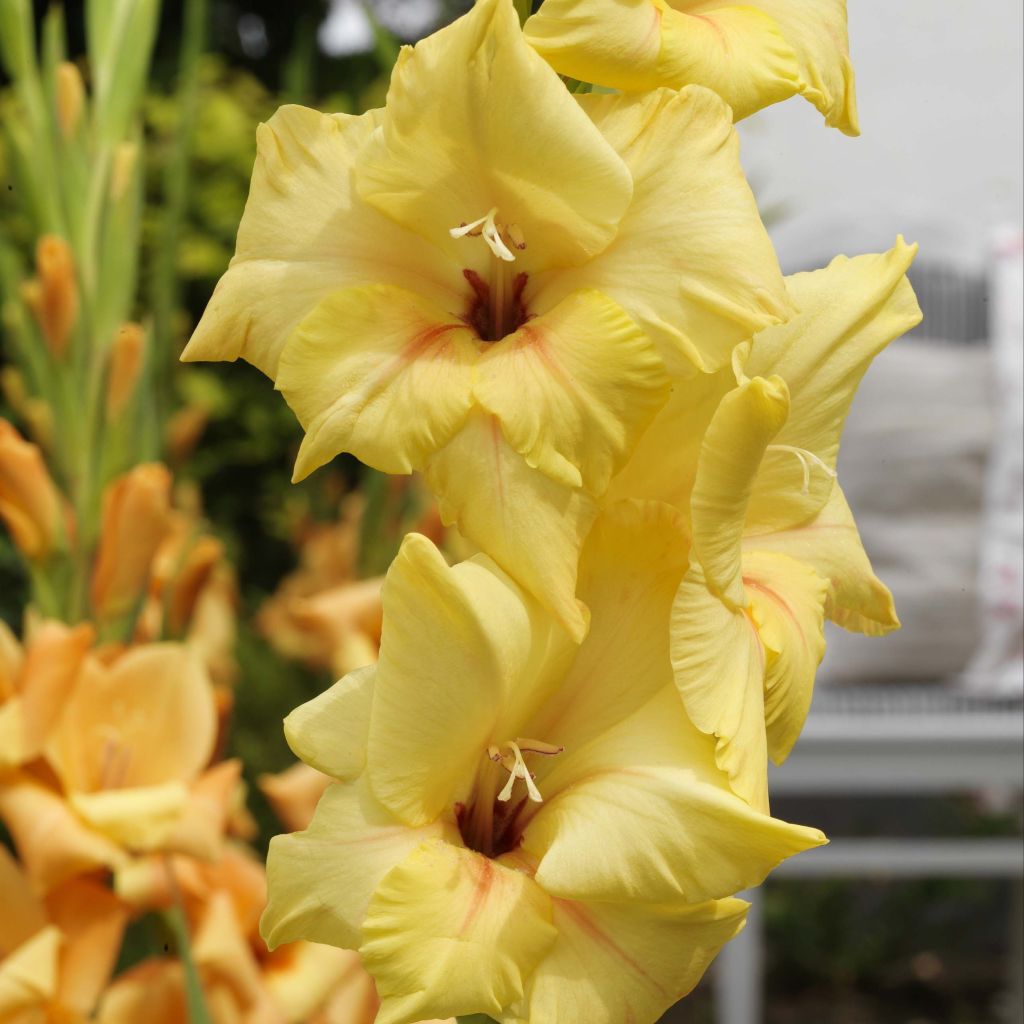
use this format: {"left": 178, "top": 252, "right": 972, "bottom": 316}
{"left": 0, "top": 845, "right": 126, "bottom": 1021}
{"left": 0, "top": 617, "right": 94, "bottom": 769}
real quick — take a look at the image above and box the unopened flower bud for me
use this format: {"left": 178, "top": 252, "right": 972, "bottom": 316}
{"left": 21, "top": 399, "right": 54, "bottom": 451}
{"left": 32, "top": 236, "right": 78, "bottom": 358}
{"left": 0, "top": 419, "right": 66, "bottom": 561}
{"left": 0, "top": 367, "right": 27, "bottom": 413}
{"left": 106, "top": 323, "right": 145, "bottom": 421}
{"left": 91, "top": 463, "right": 173, "bottom": 623}
{"left": 55, "top": 62, "right": 85, "bottom": 139}
{"left": 165, "top": 405, "right": 209, "bottom": 464}
{"left": 109, "top": 142, "right": 138, "bottom": 202}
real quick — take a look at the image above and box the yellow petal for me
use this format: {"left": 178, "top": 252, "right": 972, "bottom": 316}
{"left": 46, "top": 643, "right": 217, "bottom": 794}
{"left": 45, "top": 878, "right": 127, "bottom": 1015}
{"left": 182, "top": 104, "right": 461, "bottom": 378}
{"left": 283, "top": 665, "right": 375, "bottom": 783}
{"left": 279, "top": 285, "right": 478, "bottom": 480}
{"left": 0, "top": 924, "right": 61, "bottom": 1016}
{"left": 356, "top": 0, "right": 632, "bottom": 270}
{"left": 755, "top": 0, "right": 859, "bottom": 133}
{"left": 514, "top": 896, "right": 747, "bottom": 1024}
{"left": 423, "top": 411, "right": 596, "bottom": 640}
{"left": 524, "top": 687, "right": 823, "bottom": 902}
{"left": 743, "top": 550, "right": 828, "bottom": 763}
{"left": 608, "top": 365, "right": 732, "bottom": 511}
{"left": 360, "top": 839, "right": 556, "bottom": 1024}
{"left": 524, "top": 0, "right": 665, "bottom": 91}
{"left": 526, "top": 0, "right": 858, "bottom": 133}
{"left": 0, "top": 777, "right": 125, "bottom": 892}
{"left": 745, "top": 481, "right": 899, "bottom": 636}
{"left": 528, "top": 500, "right": 688, "bottom": 754}
{"left": 368, "top": 533, "right": 572, "bottom": 827}
{"left": 535, "top": 86, "right": 792, "bottom": 372}
{"left": 69, "top": 782, "right": 189, "bottom": 850}
{"left": 261, "top": 780, "right": 451, "bottom": 952}
{"left": 655, "top": 3, "right": 801, "bottom": 121}
{"left": 670, "top": 564, "right": 769, "bottom": 810}
{"left": 744, "top": 239, "right": 922, "bottom": 533}
{"left": 475, "top": 290, "right": 668, "bottom": 494}
{"left": 691, "top": 376, "right": 789, "bottom": 606}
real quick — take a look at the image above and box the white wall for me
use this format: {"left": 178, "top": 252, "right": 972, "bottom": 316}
{"left": 738, "top": 0, "right": 1024, "bottom": 273}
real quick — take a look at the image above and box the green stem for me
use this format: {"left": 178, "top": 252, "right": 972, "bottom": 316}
{"left": 152, "top": 0, "right": 208, "bottom": 425}
{"left": 163, "top": 867, "right": 213, "bottom": 1024}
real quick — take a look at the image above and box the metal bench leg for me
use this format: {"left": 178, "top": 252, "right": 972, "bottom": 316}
{"left": 1009, "top": 880, "right": 1024, "bottom": 1024}
{"left": 714, "top": 888, "right": 763, "bottom": 1024}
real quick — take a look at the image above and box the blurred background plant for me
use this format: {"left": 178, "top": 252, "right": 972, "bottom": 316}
{"left": 0, "top": 0, "right": 451, "bottom": 1019}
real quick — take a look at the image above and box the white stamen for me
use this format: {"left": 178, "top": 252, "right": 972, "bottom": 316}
{"left": 492, "top": 740, "right": 551, "bottom": 803}
{"left": 449, "top": 207, "right": 516, "bottom": 263}
{"left": 767, "top": 444, "right": 837, "bottom": 495}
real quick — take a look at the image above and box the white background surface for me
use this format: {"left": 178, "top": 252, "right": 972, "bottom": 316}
{"left": 737, "top": 0, "right": 1024, "bottom": 272}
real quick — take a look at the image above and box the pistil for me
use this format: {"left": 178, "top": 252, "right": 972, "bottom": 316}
{"left": 766, "top": 444, "right": 837, "bottom": 494}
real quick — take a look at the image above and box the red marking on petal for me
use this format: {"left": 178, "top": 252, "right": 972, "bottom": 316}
{"left": 457, "top": 855, "right": 495, "bottom": 936}
{"left": 558, "top": 900, "right": 669, "bottom": 996}
{"left": 744, "top": 576, "right": 808, "bottom": 651}
{"left": 399, "top": 322, "right": 464, "bottom": 367}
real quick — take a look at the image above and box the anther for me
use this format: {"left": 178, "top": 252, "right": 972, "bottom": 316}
{"left": 488, "top": 738, "right": 563, "bottom": 804}
{"left": 450, "top": 207, "right": 517, "bottom": 262}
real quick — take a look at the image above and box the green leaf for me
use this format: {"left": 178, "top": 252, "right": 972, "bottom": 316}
{"left": 0, "top": 0, "right": 35, "bottom": 80}
{"left": 89, "top": 0, "right": 162, "bottom": 144}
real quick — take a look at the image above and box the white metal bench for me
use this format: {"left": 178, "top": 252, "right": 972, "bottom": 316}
{"left": 707, "top": 686, "right": 1024, "bottom": 1024}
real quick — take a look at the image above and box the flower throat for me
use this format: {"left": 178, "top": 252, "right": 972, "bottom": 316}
{"left": 450, "top": 207, "right": 531, "bottom": 342}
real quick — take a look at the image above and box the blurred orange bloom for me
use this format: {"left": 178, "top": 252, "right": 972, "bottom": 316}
{"left": 0, "top": 616, "right": 94, "bottom": 769}
{"left": 0, "top": 643, "right": 240, "bottom": 892}
{"left": 0, "top": 419, "right": 68, "bottom": 562}
{"left": 0, "top": 845, "right": 126, "bottom": 1022}
{"left": 104, "top": 844, "right": 382, "bottom": 1024}
{"left": 259, "top": 763, "right": 331, "bottom": 834}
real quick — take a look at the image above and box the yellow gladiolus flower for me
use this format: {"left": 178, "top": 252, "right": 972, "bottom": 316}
{"left": 524, "top": 0, "right": 859, "bottom": 133}
{"left": 183, "top": 0, "right": 791, "bottom": 638}
{"left": 262, "top": 510, "right": 824, "bottom": 1024}
{"left": 611, "top": 240, "right": 922, "bottom": 808}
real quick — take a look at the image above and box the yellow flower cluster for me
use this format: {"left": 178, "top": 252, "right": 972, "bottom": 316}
{"left": 186, "top": 1, "right": 921, "bottom": 1021}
